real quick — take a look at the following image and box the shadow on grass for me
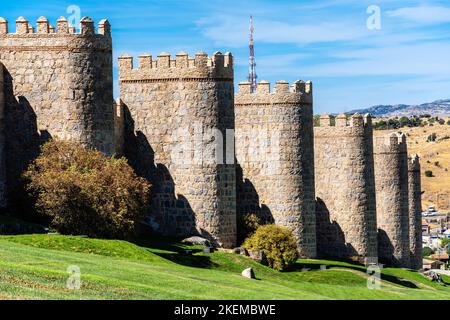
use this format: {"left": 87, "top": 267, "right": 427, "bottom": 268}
{"left": 291, "top": 260, "right": 420, "bottom": 289}
{"left": 133, "top": 237, "right": 429, "bottom": 288}
{"left": 133, "top": 237, "right": 219, "bottom": 269}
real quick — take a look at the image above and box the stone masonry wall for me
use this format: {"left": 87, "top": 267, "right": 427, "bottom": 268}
{"left": 0, "top": 16, "right": 114, "bottom": 201}
{"left": 114, "top": 98, "right": 124, "bottom": 156}
{"left": 374, "top": 133, "right": 410, "bottom": 268}
{"left": 314, "top": 113, "right": 378, "bottom": 264}
{"left": 235, "top": 80, "right": 316, "bottom": 258}
{"left": 0, "top": 62, "right": 5, "bottom": 208}
{"left": 408, "top": 154, "right": 423, "bottom": 270}
{"left": 118, "top": 51, "right": 236, "bottom": 248}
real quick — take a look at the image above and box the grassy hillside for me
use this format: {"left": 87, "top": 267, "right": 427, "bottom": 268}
{"left": 0, "top": 234, "right": 449, "bottom": 300}
{"left": 374, "top": 122, "right": 450, "bottom": 211}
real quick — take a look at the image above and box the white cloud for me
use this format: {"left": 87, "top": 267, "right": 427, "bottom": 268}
{"left": 197, "top": 15, "right": 370, "bottom": 47}
{"left": 387, "top": 6, "right": 450, "bottom": 24}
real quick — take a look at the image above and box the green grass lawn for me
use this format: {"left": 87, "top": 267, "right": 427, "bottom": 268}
{"left": 0, "top": 234, "right": 449, "bottom": 300}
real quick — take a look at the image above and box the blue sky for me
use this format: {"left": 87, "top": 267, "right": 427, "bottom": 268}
{"left": 3, "top": 0, "right": 450, "bottom": 113}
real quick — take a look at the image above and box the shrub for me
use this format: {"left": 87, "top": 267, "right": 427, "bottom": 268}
{"left": 399, "top": 116, "right": 410, "bottom": 127}
{"left": 423, "top": 247, "right": 434, "bottom": 257}
{"left": 427, "top": 133, "right": 437, "bottom": 142}
{"left": 441, "top": 238, "right": 450, "bottom": 248}
{"left": 243, "top": 224, "right": 298, "bottom": 271}
{"left": 24, "top": 140, "right": 150, "bottom": 239}
{"left": 237, "top": 213, "right": 261, "bottom": 245}
{"left": 425, "top": 170, "right": 434, "bottom": 177}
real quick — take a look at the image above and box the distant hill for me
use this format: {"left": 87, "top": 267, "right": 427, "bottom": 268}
{"left": 349, "top": 99, "right": 450, "bottom": 117}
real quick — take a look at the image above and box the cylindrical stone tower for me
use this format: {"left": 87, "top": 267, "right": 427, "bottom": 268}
{"left": 408, "top": 154, "right": 423, "bottom": 270}
{"left": 374, "top": 132, "right": 410, "bottom": 268}
{"left": 0, "top": 62, "right": 5, "bottom": 208}
{"left": 314, "top": 113, "right": 378, "bottom": 264}
{"left": 0, "top": 16, "right": 114, "bottom": 203}
{"left": 118, "top": 51, "right": 236, "bottom": 248}
{"left": 234, "top": 80, "right": 316, "bottom": 258}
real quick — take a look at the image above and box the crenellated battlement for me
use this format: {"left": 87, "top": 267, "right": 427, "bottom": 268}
{"left": 318, "top": 112, "right": 372, "bottom": 128}
{"left": 0, "top": 16, "right": 110, "bottom": 36}
{"left": 314, "top": 113, "right": 377, "bottom": 262}
{"left": 374, "top": 132, "right": 408, "bottom": 153}
{"left": 235, "top": 80, "right": 312, "bottom": 105}
{"left": 118, "top": 51, "right": 233, "bottom": 81}
{"left": 234, "top": 78, "right": 316, "bottom": 257}
{"left": 0, "top": 14, "right": 115, "bottom": 180}
{"left": 374, "top": 130, "right": 410, "bottom": 268}
{"left": 407, "top": 152, "right": 422, "bottom": 270}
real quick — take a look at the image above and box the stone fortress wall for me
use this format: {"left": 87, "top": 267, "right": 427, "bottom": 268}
{"left": 0, "top": 16, "right": 114, "bottom": 203}
{"left": 0, "top": 62, "right": 5, "bottom": 207}
{"left": 374, "top": 133, "right": 410, "bottom": 268}
{"left": 408, "top": 155, "right": 423, "bottom": 270}
{"left": 0, "top": 14, "right": 424, "bottom": 267}
{"left": 314, "top": 113, "right": 378, "bottom": 263}
{"left": 234, "top": 80, "right": 316, "bottom": 258}
{"left": 118, "top": 51, "right": 236, "bottom": 248}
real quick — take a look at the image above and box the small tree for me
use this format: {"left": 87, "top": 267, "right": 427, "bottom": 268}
{"left": 243, "top": 224, "right": 298, "bottom": 271}
{"left": 425, "top": 170, "right": 434, "bottom": 177}
{"left": 441, "top": 238, "right": 450, "bottom": 249}
{"left": 423, "top": 247, "right": 434, "bottom": 257}
{"left": 399, "top": 116, "right": 410, "bottom": 127}
{"left": 24, "top": 140, "right": 150, "bottom": 239}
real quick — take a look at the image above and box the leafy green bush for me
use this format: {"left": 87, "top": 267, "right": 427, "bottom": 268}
{"left": 423, "top": 247, "right": 434, "bottom": 257}
{"left": 24, "top": 140, "right": 150, "bottom": 239}
{"left": 441, "top": 238, "right": 450, "bottom": 248}
{"left": 243, "top": 224, "right": 298, "bottom": 271}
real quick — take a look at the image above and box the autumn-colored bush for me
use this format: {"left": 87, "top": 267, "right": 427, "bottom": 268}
{"left": 243, "top": 224, "right": 298, "bottom": 271}
{"left": 24, "top": 140, "right": 150, "bottom": 238}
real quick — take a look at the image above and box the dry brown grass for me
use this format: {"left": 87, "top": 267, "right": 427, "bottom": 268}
{"left": 374, "top": 121, "right": 450, "bottom": 212}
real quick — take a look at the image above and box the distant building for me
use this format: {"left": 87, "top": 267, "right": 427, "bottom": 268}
{"left": 430, "top": 253, "right": 450, "bottom": 264}
{"left": 423, "top": 259, "right": 443, "bottom": 270}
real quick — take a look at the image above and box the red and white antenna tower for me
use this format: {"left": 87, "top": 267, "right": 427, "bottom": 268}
{"left": 248, "top": 15, "right": 257, "bottom": 93}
